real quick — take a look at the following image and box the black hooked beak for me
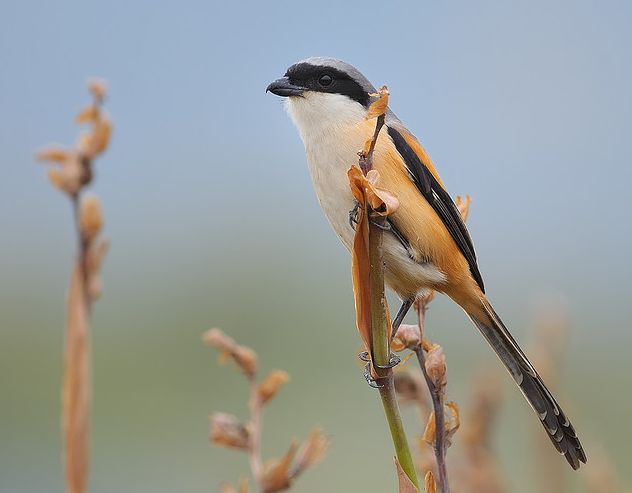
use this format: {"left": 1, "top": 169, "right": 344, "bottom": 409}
{"left": 266, "top": 76, "right": 305, "bottom": 97}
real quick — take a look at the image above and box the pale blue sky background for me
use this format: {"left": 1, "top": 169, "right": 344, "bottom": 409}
{"left": 1, "top": 1, "right": 631, "bottom": 492}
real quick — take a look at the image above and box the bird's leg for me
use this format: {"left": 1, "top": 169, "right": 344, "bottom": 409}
{"left": 390, "top": 297, "right": 415, "bottom": 341}
{"left": 369, "top": 213, "right": 392, "bottom": 230}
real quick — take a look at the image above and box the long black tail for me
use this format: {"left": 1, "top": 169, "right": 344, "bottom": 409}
{"left": 469, "top": 297, "right": 586, "bottom": 469}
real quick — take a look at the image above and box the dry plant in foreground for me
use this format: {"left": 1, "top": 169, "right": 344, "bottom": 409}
{"left": 348, "top": 86, "right": 470, "bottom": 492}
{"left": 397, "top": 306, "right": 631, "bottom": 493}
{"left": 36, "top": 80, "right": 111, "bottom": 493}
{"left": 388, "top": 196, "right": 472, "bottom": 493}
{"left": 347, "top": 85, "right": 420, "bottom": 491}
{"left": 347, "top": 86, "right": 626, "bottom": 492}
{"left": 204, "top": 328, "right": 328, "bottom": 493}
{"left": 347, "top": 87, "right": 477, "bottom": 490}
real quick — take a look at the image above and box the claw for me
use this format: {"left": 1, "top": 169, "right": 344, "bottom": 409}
{"left": 359, "top": 352, "right": 401, "bottom": 388}
{"left": 363, "top": 362, "right": 383, "bottom": 388}
{"left": 374, "top": 353, "right": 401, "bottom": 369}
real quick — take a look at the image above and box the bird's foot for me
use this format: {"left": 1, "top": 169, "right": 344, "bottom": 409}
{"left": 358, "top": 351, "right": 401, "bottom": 388}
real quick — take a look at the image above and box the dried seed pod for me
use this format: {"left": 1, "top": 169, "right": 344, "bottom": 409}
{"left": 292, "top": 428, "right": 328, "bottom": 477}
{"left": 262, "top": 442, "right": 297, "bottom": 493}
{"left": 79, "top": 195, "right": 103, "bottom": 240}
{"left": 75, "top": 105, "right": 99, "bottom": 124}
{"left": 424, "top": 344, "right": 446, "bottom": 395}
{"left": 233, "top": 345, "right": 257, "bottom": 378}
{"left": 455, "top": 194, "right": 472, "bottom": 222}
{"left": 87, "top": 79, "right": 107, "bottom": 102}
{"left": 366, "top": 85, "right": 390, "bottom": 119}
{"left": 203, "top": 328, "right": 236, "bottom": 353}
{"left": 210, "top": 413, "right": 251, "bottom": 450}
{"left": 392, "top": 323, "right": 422, "bottom": 351}
{"left": 424, "top": 471, "right": 437, "bottom": 493}
{"left": 36, "top": 146, "right": 71, "bottom": 163}
{"left": 203, "top": 329, "right": 257, "bottom": 377}
{"left": 258, "top": 370, "right": 290, "bottom": 405}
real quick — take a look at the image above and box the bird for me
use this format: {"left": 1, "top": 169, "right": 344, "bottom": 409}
{"left": 266, "top": 57, "right": 586, "bottom": 469}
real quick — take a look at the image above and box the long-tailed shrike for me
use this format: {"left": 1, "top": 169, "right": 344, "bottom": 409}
{"left": 267, "top": 57, "right": 586, "bottom": 469}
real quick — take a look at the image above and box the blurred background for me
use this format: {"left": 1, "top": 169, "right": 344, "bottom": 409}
{"left": 1, "top": 0, "right": 631, "bottom": 491}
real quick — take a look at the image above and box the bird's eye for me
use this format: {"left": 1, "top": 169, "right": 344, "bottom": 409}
{"left": 318, "top": 74, "right": 333, "bottom": 87}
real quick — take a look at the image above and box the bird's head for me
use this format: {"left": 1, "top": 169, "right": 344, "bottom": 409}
{"left": 267, "top": 57, "right": 378, "bottom": 139}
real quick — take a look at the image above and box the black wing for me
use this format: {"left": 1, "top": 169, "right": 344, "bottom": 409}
{"left": 387, "top": 126, "right": 485, "bottom": 292}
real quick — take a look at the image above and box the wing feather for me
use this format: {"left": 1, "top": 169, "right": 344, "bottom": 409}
{"left": 386, "top": 125, "right": 485, "bottom": 292}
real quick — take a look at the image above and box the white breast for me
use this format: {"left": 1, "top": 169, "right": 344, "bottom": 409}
{"left": 287, "top": 93, "right": 367, "bottom": 249}
{"left": 286, "top": 93, "right": 446, "bottom": 298}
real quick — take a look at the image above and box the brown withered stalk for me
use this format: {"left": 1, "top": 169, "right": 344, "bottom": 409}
{"left": 348, "top": 86, "right": 419, "bottom": 490}
{"left": 36, "top": 80, "right": 111, "bottom": 493}
{"left": 204, "top": 328, "right": 328, "bottom": 493}
{"left": 390, "top": 196, "right": 471, "bottom": 493}
{"left": 413, "top": 295, "right": 450, "bottom": 493}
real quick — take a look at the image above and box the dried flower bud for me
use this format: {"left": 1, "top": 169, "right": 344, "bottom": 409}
{"left": 203, "top": 329, "right": 258, "bottom": 377}
{"left": 455, "top": 195, "right": 472, "bottom": 222}
{"left": 366, "top": 85, "right": 390, "bottom": 119}
{"left": 422, "top": 403, "right": 460, "bottom": 448}
{"left": 395, "top": 458, "right": 419, "bottom": 492}
{"left": 80, "top": 119, "right": 112, "bottom": 159}
{"left": 79, "top": 195, "right": 103, "bottom": 240}
{"left": 210, "top": 413, "right": 251, "bottom": 450}
{"left": 392, "top": 323, "right": 422, "bottom": 351}
{"left": 424, "top": 471, "right": 437, "bottom": 493}
{"left": 258, "top": 370, "right": 290, "bottom": 404}
{"left": 88, "top": 79, "right": 107, "bottom": 102}
{"left": 36, "top": 146, "right": 71, "bottom": 163}
{"left": 424, "top": 344, "right": 446, "bottom": 394}
{"left": 75, "top": 105, "right": 99, "bottom": 124}
{"left": 422, "top": 410, "right": 437, "bottom": 446}
{"left": 203, "top": 328, "right": 236, "bottom": 352}
{"left": 444, "top": 401, "right": 461, "bottom": 447}
{"left": 292, "top": 428, "right": 328, "bottom": 477}
{"left": 233, "top": 345, "right": 257, "bottom": 377}
{"left": 90, "top": 119, "right": 112, "bottom": 157}
{"left": 262, "top": 442, "right": 297, "bottom": 493}
{"left": 45, "top": 154, "right": 84, "bottom": 196}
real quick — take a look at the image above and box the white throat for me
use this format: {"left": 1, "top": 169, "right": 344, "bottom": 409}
{"left": 285, "top": 92, "right": 369, "bottom": 250}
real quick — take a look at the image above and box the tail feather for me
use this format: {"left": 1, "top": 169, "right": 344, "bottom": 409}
{"left": 469, "top": 297, "right": 586, "bottom": 469}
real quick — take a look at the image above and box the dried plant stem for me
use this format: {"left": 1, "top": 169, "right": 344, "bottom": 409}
{"left": 37, "top": 82, "right": 111, "bottom": 493}
{"left": 248, "top": 379, "right": 264, "bottom": 493}
{"left": 369, "top": 218, "right": 418, "bottom": 489}
{"left": 415, "top": 301, "right": 449, "bottom": 493}
{"left": 63, "top": 196, "right": 92, "bottom": 493}
{"left": 362, "top": 112, "right": 418, "bottom": 489}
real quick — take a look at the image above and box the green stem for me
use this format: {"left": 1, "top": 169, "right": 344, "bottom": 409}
{"left": 369, "top": 218, "right": 419, "bottom": 489}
